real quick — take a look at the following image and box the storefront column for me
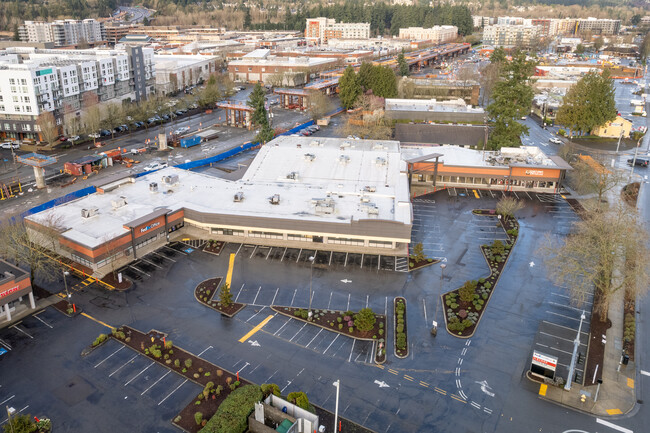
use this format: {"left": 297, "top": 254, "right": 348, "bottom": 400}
{"left": 28, "top": 292, "right": 35, "bottom": 309}
{"left": 3, "top": 304, "right": 10, "bottom": 322}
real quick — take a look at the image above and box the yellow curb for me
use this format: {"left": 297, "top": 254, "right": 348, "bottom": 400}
{"left": 81, "top": 312, "right": 113, "bottom": 330}
{"left": 606, "top": 408, "right": 623, "bottom": 415}
{"left": 627, "top": 378, "right": 634, "bottom": 388}
{"left": 539, "top": 383, "right": 547, "bottom": 396}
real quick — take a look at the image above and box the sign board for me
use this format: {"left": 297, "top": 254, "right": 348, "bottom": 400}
{"left": 531, "top": 350, "right": 558, "bottom": 379}
{"left": 525, "top": 170, "right": 544, "bottom": 176}
{"left": 0, "top": 286, "right": 19, "bottom": 299}
{"left": 140, "top": 222, "right": 161, "bottom": 233}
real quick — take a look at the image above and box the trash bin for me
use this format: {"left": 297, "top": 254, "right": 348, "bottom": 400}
{"left": 622, "top": 354, "right": 630, "bottom": 365}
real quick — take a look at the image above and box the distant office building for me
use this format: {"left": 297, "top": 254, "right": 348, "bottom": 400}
{"left": 19, "top": 19, "right": 106, "bottom": 47}
{"left": 305, "top": 17, "right": 370, "bottom": 45}
{"left": 385, "top": 98, "right": 485, "bottom": 123}
{"left": 398, "top": 26, "right": 458, "bottom": 44}
{"left": 154, "top": 54, "right": 220, "bottom": 95}
{"left": 0, "top": 47, "right": 154, "bottom": 142}
{"left": 482, "top": 24, "right": 539, "bottom": 48}
{"left": 576, "top": 18, "right": 621, "bottom": 35}
{"left": 497, "top": 16, "right": 525, "bottom": 26}
{"left": 104, "top": 23, "right": 142, "bottom": 45}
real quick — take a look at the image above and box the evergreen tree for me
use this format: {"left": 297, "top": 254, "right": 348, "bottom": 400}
{"left": 339, "top": 66, "right": 361, "bottom": 110}
{"left": 219, "top": 283, "right": 233, "bottom": 306}
{"left": 369, "top": 66, "right": 397, "bottom": 99}
{"left": 397, "top": 50, "right": 409, "bottom": 77}
{"left": 243, "top": 8, "right": 252, "bottom": 29}
{"left": 486, "top": 51, "right": 537, "bottom": 150}
{"left": 12, "top": 24, "right": 19, "bottom": 41}
{"left": 247, "top": 83, "right": 267, "bottom": 126}
{"left": 358, "top": 62, "right": 373, "bottom": 91}
{"left": 256, "top": 121, "right": 275, "bottom": 144}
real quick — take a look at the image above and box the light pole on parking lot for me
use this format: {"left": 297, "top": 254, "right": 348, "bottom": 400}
{"left": 333, "top": 379, "right": 340, "bottom": 433}
{"left": 433, "top": 263, "right": 446, "bottom": 336}
{"left": 63, "top": 270, "right": 70, "bottom": 302}
{"left": 308, "top": 256, "right": 315, "bottom": 320}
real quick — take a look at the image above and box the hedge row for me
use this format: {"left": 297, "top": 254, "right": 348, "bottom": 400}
{"left": 198, "top": 385, "right": 263, "bottom": 433}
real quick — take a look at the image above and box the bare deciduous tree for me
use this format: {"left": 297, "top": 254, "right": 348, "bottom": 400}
{"left": 36, "top": 112, "right": 60, "bottom": 146}
{"left": 83, "top": 105, "right": 103, "bottom": 144}
{"left": 496, "top": 196, "right": 524, "bottom": 217}
{"left": 567, "top": 155, "right": 624, "bottom": 210}
{"left": 306, "top": 90, "right": 334, "bottom": 121}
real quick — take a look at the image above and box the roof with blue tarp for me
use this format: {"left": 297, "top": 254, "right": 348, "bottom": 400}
{"left": 68, "top": 154, "right": 103, "bottom": 165}
{"left": 16, "top": 152, "right": 57, "bottom": 167}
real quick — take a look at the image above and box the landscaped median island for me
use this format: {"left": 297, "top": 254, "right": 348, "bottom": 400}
{"left": 194, "top": 277, "right": 245, "bottom": 317}
{"left": 394, "top": 297, "right": 408, "bottom": 358}
{"left": 442, "top": 209, "right": 520, "bottom": 337}
{"left": 271, "top": 306, "right": 387, "bottom": 363}
{"left": 202, "top": 240, "right": 225, "bottom": 256}
{"left": 409, "top": 242, "right": 440, "bottom": 271}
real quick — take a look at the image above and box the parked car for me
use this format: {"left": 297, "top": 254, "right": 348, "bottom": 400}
{"left": 161, "top": 114, "right": 170, "bottom": 121}
{"left": 59, "top": 136, "right": 68, "bottom": 142}
{"left": 143, "top": 161, "right": 169, "bottom": 171}
{"left": 133, "top": 121, "right": 144, "bottom": 128}
{"left": 88, "top": 132, "right": 100, "bottom": 138}
{"left": 549, "top": 137, "right": 563, "bottom": 144}
{"left": 68, "top": 135, "right": 80, "bottom": 142}
{"left": 628, "top": 158, "right": 649, "bottom": 167}
{"left": 120, "top": 124, "right": 129, "bottom": 131}
{"left": 175, "top": 110, "right": 184, "bottom": 116}
{"left": 99, "top": 129, "right": 111, "bottom": 137}
{"left": 174, "top": 126, "right": 191, "bottom": 135}
{"left": 113, "top": 126, "right": 124, "bottom": 133}
{"left": 0, "top": 141, "right": 20, "bottom": 150}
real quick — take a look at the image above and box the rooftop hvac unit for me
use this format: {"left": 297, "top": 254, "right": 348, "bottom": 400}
{"left": 111, "top": 196, "right": 127, "bottom": 209}
{"left": 149, "top": 182, "right": 158, "bottom": 192}
{"left": 364, "top": 185, "right": 376, "bottom": 193}
{"left": 81, "top": 207, "right": 99, "bottom": 218}
{"left": 375, "top": 157, "right": 387, "bottom": 166}
{"left": 304, "top": 153, "right": 316, "bottom": 162}
{"left": 286, "top": 171, "right": 299, "bottom": 180}
{"left": 234, "top": 191, "right": 244, "bottom": 202}
{"left": 339, "top": 155, "right": 350, "bottom": 164}
{"left": 360, "top": 196, "right": 370, "bottom": 203}
{"left": 309, "top": 140, "right": 321, "bottom": 147}
{"left": 270, "top": 194, "right": 280, "bottom": 205}
{"left": 340, "top": 141, "right": 351, "bottom": 150}
{"left": 162, "top": 174, "right": 179, "bottom": 185}
{"left": 367, "top": 205, "right": 379, "bottom": 216}
{"left": 313, "top": 198, "right": 335, "bottom": 214}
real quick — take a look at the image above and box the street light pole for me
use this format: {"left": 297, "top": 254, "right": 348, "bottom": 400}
{"left": 432, "top": 263, "right": 446, "bottom": 336}
{"left": 333, "top": 380, "right": 340, "bottom": 433}
{"left": 308, "top": 256, "right": 315, "bottom": 320}
{"left": 565, "top": 310, "right": 586, "bottom": 390}
{"left": 63, "top": 270, "right": 70, "bottom": 302}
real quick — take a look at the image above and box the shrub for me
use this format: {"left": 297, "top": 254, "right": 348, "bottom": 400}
{"left": 396, "top": 333, "right": 407, "bottom": 349}
{"left": 164, "top": 354, "right": 169, "bottom": 360}
{"left": 195, "top": 400, "right": 201, "bottom": 405}
{"left": 459, "top": 280, "right": 477, "bottom": 303}
{"left": 199, "top": 367, "right": 204, "bottom": 373}
{"left": 558, "top": 128, "right": 566, "bottom": 136}
{"left": 261, "top": 383, "right": 281, "bottom": 397}
{"left": 300, "top": 310, "right": 308, "bottom": 319}
{"left": 349, "top": 327, "right": 354, "bottom": 332}
{"left": 174, "top": 416, "right": 181, "bottom": 423}
{"left": 174, "top": 359, "right": 181, "bottom": 368}
{"left": 164, "top": 340, "right": 173, "bottom": 350}
{"left": 198, "top": 393, "right": 204, "bottom": 400}
{"left": 294, "top": 310, "right": 302, "bottom": 317}
{"left": 226, "top": 377, "right": 232, "bottom": 385}
{"left": 182, "top": 368, "right": 187, "bottom": 373}
{"left": 379, "top": 322, "right": 384, "bottom": 328}
{"left": 185, "top": 359, "right": 192, "bottom": 369}
{"left": 338, "top": 324, "right": 343, "bottom": 330}
{"left": 169, "top": 349, "right": 173, "bottom": 355}
{"left": 230, "top": 383, "right": 237, "bottom": 391}
{"left": 206, "top": 290, "right": 211, "bottom": 296}
{"left": 379, "top": 329, "right": 384, "bottom": 336}
{"left": 396, "top": 324, "right": 404, "bottom": 333}
{"left": 205, "top": 372, "right": 211, "bottom": 377}
{"left": 215, "top": 385, "right": 223, "bottom": 395}
{"left": 194, "top": 373, "right": 200, "bottom": 379}
{"left": 354, "top": 308, "right": 376, "bottom": 332}
{"left": 483, "top": 282, "right": 492, "bottom": 289}
{"left": 337, "top": 317, "right": 342, "bottom": 323}
{"left": 195, "top": 412, "right": 203, "bottom": 425}
{"left": 217, "top": 370, "right": 223, "bottom": 377}
{"left": 287, "top": 391, "right": 310, "bottom": 411}
{"left": 200, "top": 385, "right": 263, "bottom": 433}
{"left": 478, "top": 278, "right": 485, "bottom": 283}
{"left": 92, "top": 334, "right": 108, "bottom": 347}
{"left": 450, "top": 303, "right": 459, "bottom": 309}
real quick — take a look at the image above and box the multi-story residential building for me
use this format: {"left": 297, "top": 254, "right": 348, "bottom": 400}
{"left": 482, "top": 24, "right": 539, "bottom": 48}
{"left": 154, "top": 54, "right": 220, "bottom": 95}
{"left": 497, "top": 16, "right": 525, "bottom": 26}
{"left": 576, "top": 17, "right": 621, "bottom": 35}
{"left": 305, "top": 17, "right": 370, "bottom": 45}
{"left": 0, "top": 47, "right": 154, "bottom": 142}
{"left": 398, "top": 26, "right": 458, "bottom": 43}
{"left": 19, "top": 19, "right": 106, "bottom": 47}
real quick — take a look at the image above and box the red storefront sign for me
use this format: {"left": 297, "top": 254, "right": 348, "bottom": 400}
{"left": 0, "top": 286, "right": 19, "bottom": 299}
{"left": 532, "top": 351, "right": 558, "bottom": 371}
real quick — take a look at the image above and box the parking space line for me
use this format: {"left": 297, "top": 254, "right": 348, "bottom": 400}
{"left": 296, "top": 249, "right": 303, "bottom": 263}
{"left": 124, "top": 362, "right": 155, "bottom": 386}
{"left": 9, "top": 324, "right": 33, "bottom": 339}
{"left": 266, "top": 248, "right": 272, "bottom": 260}
{"left": 271, "top": 288, "right": 279, "bottom": 306}
{"left": 0, "top": 395, "right": 15, "bottom": 406}
{"left": 141, "top": 371, "right": 171, "bottom": 395}
{"left": 235, "top": 243, "right": 243, "bottom": 256}
{"left": 328, "top": 292, "right": 333, "bottom": 309}
{"left": 274, "top": 318, "right": 291, "bottom": 336}
{"left": 140, "top": 257, "right": 162, "bottom": 269}
{"left": 348, "top": 339, "right": 356, "bottom": 362}
{"left": 281, "top": 248, "right": 288, "bottom": 262}
{"left": 109, "top": 354, "right": 138, "bottom": 377}
{"left": 246, "top": 307, "right": 267, "bottom": 323}
{"left": 250, "top": 246, "right": 257, "bottom": 259}
{"left": 253, "top": 286, "right": 261, "bottom": 305}
{"left": 539, "top": 331, "right": 587, "bottom": 345}
{"left": 347, "top": 294, "right": 350, "bottom": 311}
{"left": 95, "top": 346, "right": 125, "bottom": 368}
{"left": 234, "top": 284, "right": 245, "bottom": 302}
{"left": 158, "top": 379, "right": 188, "bottom": 406}
{"left": 33, "top": 315, "right": 53, "bottom": 329}
{"left": 239, "top": 315, "right": 274, "bottom": 342}
{"left": 290, "top": 289, "right": 297, "bottom": 306}
{"left": 322, "top": 334, "right": 340, "bottom": 355}
{"left": 542, "top": 321, "right": 589, "bottom": 334}
{"left": 153, "top": 251, "right": 176, "bottom": 262}
{"left": 289, "top": 323, "right": 307, "bottom": 342}
{"left": 305, "top": 328, "right": 323, "bottom": 347}
{"left": 548, "top": 302, "right": 589, "bottom": 313}
{"left": 129, "top": 265, "right": 150, "bottom": 277}
{"left": 552, "top": 292, "right": 593, "bottom": 304}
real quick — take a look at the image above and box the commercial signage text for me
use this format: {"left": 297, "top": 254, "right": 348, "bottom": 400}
{"left": 532, "top": 351, "right": 557, "bottom": 371}
{"left": 525, "top": 170, "right": 544, "bottom": 176}
{"left": 0, "top": 286, "right": 20, "bottom": 299}
{"left": 140, "top": 222, "right": 161, "bottom": 233}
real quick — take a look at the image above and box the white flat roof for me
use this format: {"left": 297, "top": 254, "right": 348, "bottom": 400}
{"left": 27, "top": 137, "right": 412, "bottom": 248}
{"left": 402, "top": 145, "right": 562, "bottom": 169}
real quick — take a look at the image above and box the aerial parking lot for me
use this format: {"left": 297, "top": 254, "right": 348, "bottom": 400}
{"left": 1, "top": 190, "right": 608, "bottom": 433}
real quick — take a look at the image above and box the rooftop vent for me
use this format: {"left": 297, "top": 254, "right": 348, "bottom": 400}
{"left": 286, "top": 171, "right": 299, "bottom": 180}
{"left": 270, "top": 194, "right": 280, "bottom": 205}
{"left": 313, "top": 198, "right": 335, "bottom": 214}
{"left": 360, "top": 196, "right": 371, "bottom": 203}
{"left": 339, "top": 155, "right": 350, "bottom": 165}
{"left": 360, "top": 202, "right": 379, "bottom": 216}
{"left": 234, "top": 191, "right": 244, "bottom": 202}
{"left": 309, "top": 140, "right": 321, "bottom": 147}
{"left": 363, "top": 186, "right": 376, "bottom": 193}
{"left": 340, "top": 141, "right": 351, "bottom": 150}
{"left": 162, "top": 174, "right": 179, "bottom": 185}
{"left": 149, "top": 182, "right": 158, "bottom": 192}
{"left": 81, "top": 207, "right": 99, "bottom": 218}
{"left": 111, "top": 196, "right": 127, "bottom": 209}
{"left": 304, "top": 153, "right": 316, "bottom": 162}
{"left": 375, "top": 157, "right": 387, "bottom": 166}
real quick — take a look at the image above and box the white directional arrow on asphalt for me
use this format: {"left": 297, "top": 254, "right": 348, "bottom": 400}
{"left": 341, "top": 279, "right": 352, "bottom": 284}
{"left": 374, "top": 380, "right": 390, "bottom": 388}
{"left": 529, "top": 261, "right": 535, "bottom": 267}
{"left": 248, "top": 340, "right": 260, "bottom": 347}
{"left": 475, "top": 380, "right": 495, "bottom": 397}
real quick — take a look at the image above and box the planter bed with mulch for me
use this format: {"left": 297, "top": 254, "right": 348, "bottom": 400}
{"left": 203, "top": 240, "right": 225, "bottom": 256}
{"left": 106, "top": 326, "right": 251, "bottom": 433}
{"left": 272, "top": 306, "right": 386, "bottom": 363}
{"left": 394, "top": 297, "right": 408, "bottom": 358}
{"left": 623, "top": 289, "right": 635, "bottom": 361}
{"left": 408, "top": 256, "right": 440, "bottom": 271}
{"left": 442, "top": 210, "right": 519, "bottom": 338}
{"left": 51, "top": 299, "right": 82, "bottom": 317}
{"left": 194, "top": 277, "right": 245, "bottom": 317}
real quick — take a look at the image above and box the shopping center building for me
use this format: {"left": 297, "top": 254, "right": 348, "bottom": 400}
{"left": 24, "top": 137, "right": 570, "bottom": 277}
{"left": 0, "top": 260, "right": 35, "bottom": 323}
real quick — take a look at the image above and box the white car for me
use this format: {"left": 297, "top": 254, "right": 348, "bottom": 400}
{"left": 0, "top": 141, "right": 19, "bottom": 150}
{"left": 174, "top": 126, "right": 190, "bottom": 135}
{"left": 88, "top": 132, "right": 100, "bottom": 138}
{"left": 549, "top": 137, "right": 563, "bottom": 145}
{"left": 68, "top": 135, "right": 80, "bottom": 142}
{"left": 143, "top": 161, "right": 169, "bottom": 171}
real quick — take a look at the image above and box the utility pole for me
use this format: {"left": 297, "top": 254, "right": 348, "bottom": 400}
{"left": 308, "top": 256, "right": 315, "bottom": 320}
{"left": 333, "top": 380, "right": 340, "bottom": 433}
{"left": 565, "top": 310, "right": 586, "bottom": 390}
{"left": 432, "top": 263, "right": 446, "bottom": 336}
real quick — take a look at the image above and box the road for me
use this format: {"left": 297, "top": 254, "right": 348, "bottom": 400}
{"left": 113, "top": 6, "right": 154, "bottom": 23}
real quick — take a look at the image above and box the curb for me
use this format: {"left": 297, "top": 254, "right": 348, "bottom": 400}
{"left": 393, "top": 297, "right": 408, "bottom": 359}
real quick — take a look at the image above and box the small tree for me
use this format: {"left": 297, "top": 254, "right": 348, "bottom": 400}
{"left": 219, "top": 282, "right": 233, "bottom": 306}
{"left": 261, "top": 383, "right": 281, "bottom": 397}
{"left": 397, "top": 50, "right": 409, "bottom": 77}
{"left": 568, "top": 155, "right": 624, "bottom": 210}
{"left": 496, "top": 196, "right": 524, "bottom": 217}
{"left": 307, "top": 90, "right": 334, "bottom": 121}
{"left": 36, "top": 112, "right": 60, "bottom": 145}
{"left": 247, "top": 82, "right": 267, "bottom": 126}
{"left": 412, "top": 242, "right": 426, "bottom": 262}
{"left": 3, "top": 413, "right": 38, "bottom": 433}
{"left": 491, "top": 240, "right": 505, "bottom": 256}
{"left": 83, "top": 105, "right": 103, "bottom": 144}
{"left": 459, "top": 280, "right": 478, "bottom": 303}
{"left": 338, "top": 66, "right": 361, "bottom": 110}
{"left": 354, "top": 308, "right": 376, "bottom": 332}
{"left": 287, "top": 391, "right": 309, "bottom": 410}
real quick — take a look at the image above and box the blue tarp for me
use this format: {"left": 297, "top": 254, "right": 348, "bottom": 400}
{"left": 21, "top": 186, "right": 97, "bottom": 218}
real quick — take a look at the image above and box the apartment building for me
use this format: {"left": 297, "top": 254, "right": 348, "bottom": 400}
{"left": 19, "top": 19, "right": 106, "bottom": 47}
{"left": 154, "top": 54, "right": 220, "bottom": 95}
{"left": 0, "top": 47, "right": 154, "bottom": 141}
{"left": 482, "top": 25, "right": 539, "bottom": 48}
{"left": 576, "top": 18, "right": 621, "bottom": 35}
{"left": 398, "top": 26, "right": 458, "bottom": 43}
{"left": 305, "top": 17, "right": 370, "bottom": 45}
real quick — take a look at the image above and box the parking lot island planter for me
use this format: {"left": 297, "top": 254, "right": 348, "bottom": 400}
{"left": 202, "top": 240, "right": 225, "bottom": 256}
{"left": 442, "top": 210, "right": 519, "bottom": 338}
{"left": 408, "top": 256, "right": 440, "bottom": 271}
{"left": 194, "top": 277, "right": 245, "bottom": 317}
{"left": 393, "top": 297, "right": 408, "bottom": 358}
{"left": 271, "top": 306, "right": 387, "bottom": 363}
{"left": 106, "top": 325, "right": 251, "bottom": 433}
{"left": 51, "top": 299, "right": 82, "bottom": 317}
